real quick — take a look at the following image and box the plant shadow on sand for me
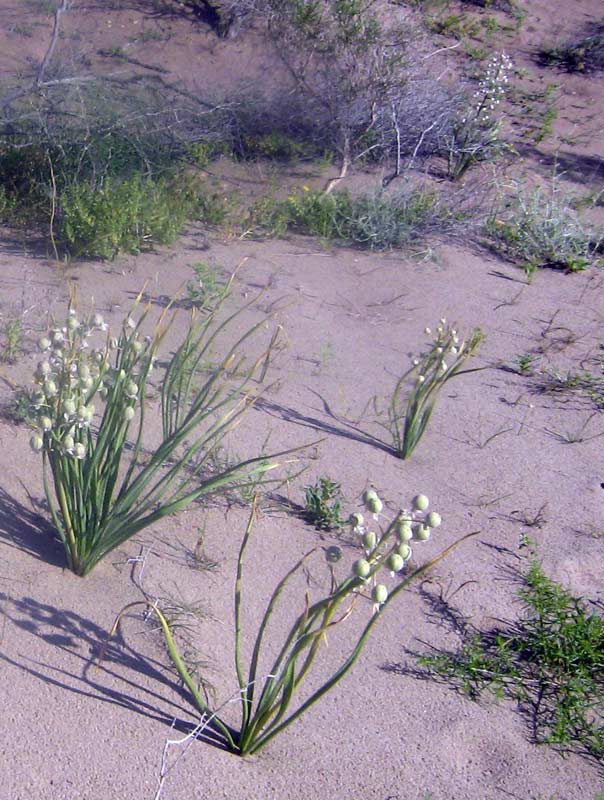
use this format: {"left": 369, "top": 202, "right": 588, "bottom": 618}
{"left": 255, "top": 392, "right": 399, "bottom": 458}
{"left": 0, "top": 593, "right": 234, "bottom": 750}
{"left": 0, "top": 486, "right": 65, "bottom": 568}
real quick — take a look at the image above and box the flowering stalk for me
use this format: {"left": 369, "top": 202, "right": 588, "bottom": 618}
{"left": 381, "top": 319, "right": 484, "bottom": 459}
{"left": 446, "top": 52, "right": 513, "bottom": 180}
{"left": 101, "top": 491, "right": 478, "bottom": 755}
{"left": 30, "top": 288, "right": 295, "bottom": 576}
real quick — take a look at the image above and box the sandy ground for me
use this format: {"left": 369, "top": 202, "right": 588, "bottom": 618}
{"left": 0, "top": 1, "right": 603, "bottom": 799}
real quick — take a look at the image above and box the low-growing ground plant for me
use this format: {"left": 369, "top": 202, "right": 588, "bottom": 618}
{"left": 249, "top": 187, "right": 452, "bottom": 250}
{"left": 415, "top": 556, "right": 604, "bottom": 760}
{"left": 539, "top": 23, "right": 604, "bottom": 73}
{"left": 28, "top": 282, "right": 295, "bottom": 576}
{"left": 0, "top": 316, "right": 24, "bottom": 364}
{"left": 102, "top": 490, "right": 477, "bottom": 755}
{"left": 303, "top": 476, "right": 345, "bottom": 531}
{"left": 376, "top": 320, "right": 484, "bottom": 459}
{"left": 486, "top": 179, "right": 604, "bottom": 278}
{"left": 186, "top": 262, "right": 227, "bottom": 311}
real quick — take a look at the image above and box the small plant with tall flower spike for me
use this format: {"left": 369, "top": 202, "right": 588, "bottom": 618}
{"left": 28, "top": 281, "right": 296, "bottom": 576}
{"left": 101, "top": 490, "right": 477, "bottom": 756}
{"left": 445, "top": 52, "right": 513, "bottom": 180}
{"left": 377, "top": 319, "right": 484, "bottom": 460}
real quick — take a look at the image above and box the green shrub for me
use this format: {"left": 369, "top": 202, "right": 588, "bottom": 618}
{"left": 417, "top": 557, "right": 604, "bottom": 759}
{"left": 486, "top": 180, "right": 604, "bottom": 278}
{"left": 251, "top": 188, "right": 450, "bottom": 250}
{"left": 59, "top": 173, "right": 199, "bottom": 259}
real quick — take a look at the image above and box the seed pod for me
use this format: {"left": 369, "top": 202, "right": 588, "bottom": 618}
{"left": 349, "top": 512, "right": 364, "bottom": 528}
{"left": 38, "top": 337, "right": 51, "bottom": 351}
{"left": 396, "top": 519, "right": 413, "bottom": 542}
{"left": 352, "top": 559, "right": 371, "bottom": 579}
{"left": 63, "top": 399, "right": 76, "bottom": 416}
{"left": 30, "top": 433, "right": 44, "bottom": 452}
{"left": 39, "top": 416, "right": 52, "bottom": 432}
{"left": 73, "top": 442, "right": 86, "bottom": 460}
{"left": 372, "top": 584, "right": 388, "bottom": 605}
{"left": 63, "top": 434, "right": 75, "bottom": 451}
{"left": 366, "top": 496, "right": 383, "bottom": 515}
{"left": 125, "top": 381, "right": 139, "bottom": 398}
{"left": 413, "top": 494, "right": 429, "bottom": 512}
{"left": 362, "top": 489, "right": 378, "bottom": 505}
{"left": 123, "top": 406, "right": 136, "bottom": 422}
{"left": 325, "top": 545, "right": 342, "bottom": 564}
{"left": 425, "top": 511, "right": 442, "bottom": 529}
{"left": 415, "top": 524, "right": 431, "bottom": 541}
{"left": 362, "top": 530, "right": 377, "bottom": 551}
{"left": 44, "top": 380, "right": 57, "bottom": 397}
{"left": 396, "top": 543, "right": 412, "bottom": 560}
{"left": 387, "top": 553, "right": 405, "bottom": 573}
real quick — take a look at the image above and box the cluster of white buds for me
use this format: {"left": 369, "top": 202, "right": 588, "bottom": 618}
{"left": 413, "top": 318, "right": 479, "bottom": 387}
{"left": 461, "top": 52, "right": 513, "bottom": 128}
{"left": 344, "top": 490, "right": 442, "bottom": 614}
{"left": 29, "top": 306, "right": 151, "bottom": 458}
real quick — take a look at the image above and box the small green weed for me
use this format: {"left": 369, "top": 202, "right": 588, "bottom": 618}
{"left": 0, "top": 386, "right": 38, "bottom": 425}
{"left": 304, "top": 476, "right": 345, "bottom": 531}
{"left": 186, "top": 262, "right": 226, "bottom": 311}
{"left": 514, "top": 352, "right": 539, "bottom": 375}
{"left": 0, "top": 317, "right": 24, "bottom": 364}
{"left": 417, "top": 559, "right": 604, "bottom": 760}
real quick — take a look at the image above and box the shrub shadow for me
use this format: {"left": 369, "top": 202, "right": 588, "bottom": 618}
{"left": 0, "top": 593, "right": 233, "bottom": 750}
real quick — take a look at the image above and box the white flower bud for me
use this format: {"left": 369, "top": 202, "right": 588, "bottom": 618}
{"left": 415, "top": 524, "right": 431, "bottom": 541}
{"left": 125, "top": 381, "right": 138, "bottom": 398}
{"left": 366, "top": 496, "right": 383, "bottom": 515}
{"left": 413, "top": 494, "right": 429, "bottom": 511}
{"left": 30, "top": 433, "right": 44, "bottom": 452}
{"left": 362, "top": 530, "right": 377, "bottom": 551}
{"left": 353, "top": 559, "right": 371, "bottom": 579}
{"left": 349, "top": 512, "right": 364, "bottom": 528}
{"left": 73, "top": 442, "right": 86, "bottom": 459}
{"left": 425, "top": 511, "right": 442, "bottom": 528}
{"left": 387, "top": 553, "right": 405, "bottom": 573}
{"left": 372, "top": 584, "right": 388, "bottom": 605}
{"left": 396, "top": 542, "right": 412, "bottom": 560}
